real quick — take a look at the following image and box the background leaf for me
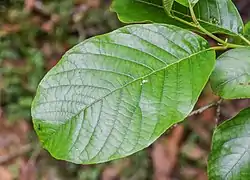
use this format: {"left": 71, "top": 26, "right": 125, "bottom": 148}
{"left": 111, "top": 0, "right": 243, "bottom": 35}
{"left": 192, "top": 0, "right": 243, "bottom": 35}
{"left": 208, "top": 108, "right": 250, "bottom": 180}
{"left": 163, "top": 0, "right": 175, "bottom": 15}
{"left": 175, "top": 0, "right": 188, "bottom": 6}
{"left": 244, "top": 21, "right": 250, "bottom": 40}
{"left": 110, "top": 0, "right": 189, "bottom": 28}
{"left": 31, "top": 24, "right": 215, "bottom": 164}
{"left": 210, "top": 47, "right": 250, "bottom": 99}
{"left": 175, "top": 0, "right": 199, "bottom": 7}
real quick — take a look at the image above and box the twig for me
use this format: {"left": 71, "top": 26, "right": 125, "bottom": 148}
{"left": 74, "top": 23, "right": 86, "bottom": 41}
{"left": 215, "top": 99, "right": 223, "bottom": 126}
{"left": 210, "top": 45, "right": 245, "bottom": 51}
{"left": 188, "top": 100, "right": 222, "bottom": 117}
{"left": 27, "top": 144, "right": 41, "bottom": 164}
{"left": 33, "top": 1, "right": 51, "bottom": 17}
{"left": 0, "top": 144, "right": 32, "bottom": 164}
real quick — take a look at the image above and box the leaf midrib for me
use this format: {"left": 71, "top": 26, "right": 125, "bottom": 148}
{"left": 40, "top": 47, "right": 213, "bottom": 159}
{"left": 47, "top": 47, "right": 212, "bottom": 129}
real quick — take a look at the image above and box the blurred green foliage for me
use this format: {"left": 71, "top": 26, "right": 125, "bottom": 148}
{"left": 0, "top": 1, "right": 155, "bottom": 179}
{"left": 0, "top": 0, "right": 121, "bottom": 122}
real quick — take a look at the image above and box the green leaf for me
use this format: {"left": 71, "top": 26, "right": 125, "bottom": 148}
{"left": 111, "top": 0, "right": 243, "bottom": 35}
{"left": 210, "top": 47, "right": 250, "bottom": 99}
{"left": 31, "top": 24, "right": 215, "bottom": 164}
{"left": 175, "top": 0, "right": 188, "bottom": 6}
{"left": 163, "top": 0, "right": 175, "bottom": 15}
{"left": 229, "top": 22, "right": 250, "bottom": 45}
{"left": 208, "top": 108, "right": 250, "bottom": 180}
{"left": 189, "top": 0, "right": 199, "bottom": 5}
{"left": 244, "top": 21, "right": 250, "bottom": 40}
{"left": 110, "top": 0, "right": 187, "bottom": 27}
{"left": 175, "top": 0, "right": 199, "bottom": 7}
{"left": 192, "top": 0, "right": 243, "bottom": 35}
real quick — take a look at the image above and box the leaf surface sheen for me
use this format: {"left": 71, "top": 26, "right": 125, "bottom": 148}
{"left": 208, "top": 108, "right": 250, "bottom": 180}
{"left": 31, "top": 24, "right": 215, "bottom": 164}
{"left": 210, "top": 47, "right": 250, "bottom": 99}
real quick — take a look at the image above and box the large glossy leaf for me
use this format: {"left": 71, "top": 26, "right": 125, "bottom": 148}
{"left": 111, "top": 0, "right": 243, "bottom": 35}
{"left": 31, "top": 24, "right": 215, "bottom": 164}
{"left": 210, "top": 47, "right": 250, "bottom": 99}
{"left": 208, "top": 108, "right": 250, "bottom": 180}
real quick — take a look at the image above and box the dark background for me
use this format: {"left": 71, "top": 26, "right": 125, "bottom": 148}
{"left": 0, "top": 0, "right": 250, "bottom": 179}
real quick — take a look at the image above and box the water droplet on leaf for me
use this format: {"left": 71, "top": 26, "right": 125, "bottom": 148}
{"left": 140, "top": 79, "right": 148, "bottom": 85}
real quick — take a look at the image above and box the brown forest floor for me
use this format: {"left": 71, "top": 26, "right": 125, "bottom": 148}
{"left": 0, "top": 0, "right": 250, "bottom": 180}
